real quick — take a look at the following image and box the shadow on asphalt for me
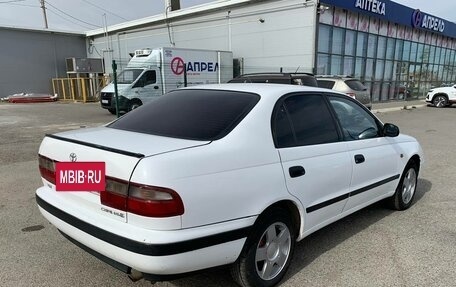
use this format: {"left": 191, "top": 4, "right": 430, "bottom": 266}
{"left": 284, "top": 178, "right": 432, "bottom": 281}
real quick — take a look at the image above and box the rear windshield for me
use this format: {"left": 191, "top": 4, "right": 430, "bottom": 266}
{"left": 108, "top": 89, "right": 260, "bottom": 141}
{"left": 317, "top": 80, "right": 335, "bottom": 89}
{"left": 344, "top": 80, "right": 367, "bottom": 91}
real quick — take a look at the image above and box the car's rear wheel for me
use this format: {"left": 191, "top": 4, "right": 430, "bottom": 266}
{"left": 432, "top": 95, "right": 448, "bottom": 108}
{"left": 108, "top": 108, "right": 116, "bottom": 115}
{"left": 389, "top": 161, "right": 418, "bottom": 210}
{"left": 231, "top": 208, "right": 295, "bottom": 287}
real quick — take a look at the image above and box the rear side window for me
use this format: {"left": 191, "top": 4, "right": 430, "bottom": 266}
{"left": 344, "top": 80, "right": 367, "bottom": 91}
{"left": 273, "top": 94, "right": 339, "bottom": 147}
{"left": 108, "top": 89, "right": 259, "bottom": 141}
{"left": 317, "top": 80, "right": 335, "bottom": 89}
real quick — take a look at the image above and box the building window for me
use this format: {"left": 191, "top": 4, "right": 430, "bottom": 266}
{"left": 345, "top": 30, "right": 356, "bottom": 56}
{"left": 343, "top": 56, "right": 354, "bottom": 76}
{"left": 330, "top": 55, "right": 342, "bottom": 74}
{"left": 386, "top": 38, "right": 395, "bottom": 60}
{"left": 395, "top": 40, "right": 403, "bottom": 61}
{"left": 318, "top": 25, "right": 331, "bottom": 54}
{"left": 356, "top": 32, "right": 367, "bottom": 57}
{"left": 403, "top": 41, "right": 411, "bottom": 61}
{"left": 377, "top": 36, "right": 387, "bottom": 59}
{"left": 332, "top": 27, "right": 344, "bottom": 55}
{"left": 367, "top": 34, "right": 377, "bottom": 58}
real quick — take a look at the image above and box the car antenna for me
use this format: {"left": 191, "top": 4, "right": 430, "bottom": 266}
{"left": 295, "top": 66, "right": 301, "bottom": 73}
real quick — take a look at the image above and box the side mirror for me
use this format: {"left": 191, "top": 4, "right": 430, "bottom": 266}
{"left": 383, "top": 123, "right": 399, "bottom": 137}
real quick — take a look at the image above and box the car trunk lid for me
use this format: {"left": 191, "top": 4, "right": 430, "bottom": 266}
{"left": 38, "top": 126, "right": 209, "bottom": 224}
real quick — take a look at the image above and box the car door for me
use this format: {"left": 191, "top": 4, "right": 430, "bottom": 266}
{"left": 273, "top": 93, "right": 352, "bottom": 233}
{"left": 327, "top": 95, "right": 400, "bottom": 212}
{"left": 135, "top": 70, "right": 162, "bottom": 101}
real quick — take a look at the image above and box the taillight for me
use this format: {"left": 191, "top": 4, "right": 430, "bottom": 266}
{"left": 100, "top": 177, "right": 184, "bottom": 218}
{"left": 100, "top": 177, "right": 129, "bottom": 211}
{"left": 128, "top": 183, "right": 184, "bottom": 217}
{"left": 346, "top": 93, "right": 356, "bottom": 99}
{"left": 39, "top": 154, "right": 56, "bottom": 184}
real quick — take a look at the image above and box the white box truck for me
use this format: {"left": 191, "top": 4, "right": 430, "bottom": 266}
{"left": 100, "top": 47, "right": 233, "bottom": 114}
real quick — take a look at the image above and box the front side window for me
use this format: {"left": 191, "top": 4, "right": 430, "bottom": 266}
{"left": 139, "top": 70, "right": 156, "bottom": 86}
{"left": 273, "top": 94, "right": 339, "bottom": 148}
{"left": 329, "top": 96, "right": 380, "bottom": 141}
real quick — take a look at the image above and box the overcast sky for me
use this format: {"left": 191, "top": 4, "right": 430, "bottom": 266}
{"left": 0, "top": 0, "right": 454, "bottom": 32}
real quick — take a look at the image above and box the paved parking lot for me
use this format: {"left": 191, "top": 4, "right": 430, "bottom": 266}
{"left": 0, "top": 102, "right": 455, "bottom": 287}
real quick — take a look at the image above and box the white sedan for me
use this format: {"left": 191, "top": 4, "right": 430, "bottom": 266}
{"left": 36, "top": 84, "right": 423, "bottom": 287}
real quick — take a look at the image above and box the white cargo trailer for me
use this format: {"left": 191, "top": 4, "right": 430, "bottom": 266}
{"left": 100, "top": 47, "right": 233, "bottom": 113}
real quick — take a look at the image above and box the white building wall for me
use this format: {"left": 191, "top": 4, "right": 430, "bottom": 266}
{"left": 89, "top": 0, "right": 317, "bottom": 75}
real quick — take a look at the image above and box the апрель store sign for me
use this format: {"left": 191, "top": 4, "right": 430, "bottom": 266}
{"left": 412, "top": 10, "right": 445, "bottom": 33}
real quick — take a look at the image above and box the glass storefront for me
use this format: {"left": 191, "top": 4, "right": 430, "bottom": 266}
{"left": 317, "top": 7, "right": 456, "bottom": 102}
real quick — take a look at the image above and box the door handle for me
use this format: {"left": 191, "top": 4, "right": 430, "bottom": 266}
{"left": 154, "top": 86, "right": 159, "bottom": 89}
{"left": 289, "top": 166, "right": 305, "bottom": 178}
{"left": 354, "top": 154, "right": 365, "bottom": 164}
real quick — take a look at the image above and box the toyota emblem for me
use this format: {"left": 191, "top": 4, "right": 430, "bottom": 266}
{"left": 69, "top": 153, "right": 77, "bottom": 162}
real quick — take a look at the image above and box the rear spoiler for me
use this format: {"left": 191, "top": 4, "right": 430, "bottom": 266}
{"left": 45, "top": 134, "right": 145, "bottom": 158}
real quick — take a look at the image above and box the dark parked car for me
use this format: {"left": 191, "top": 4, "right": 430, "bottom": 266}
{"left": 228, "top": 72, "right": 318, "bottom": 87}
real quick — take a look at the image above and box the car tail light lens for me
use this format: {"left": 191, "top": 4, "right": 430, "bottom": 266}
{"left": 100, "top": 177, "right": 129, "bottom": 211}
{"left": 346, "top": 93, "right": 356, "bottom": 99}
{"left": 39, "top": 154, "right": 56, "bottom": 184}
{"left": 128, "top": 184, "right": 184, "bottom": 217}
{"left": 100, "top": 177, "right": 184, "bottom": 218}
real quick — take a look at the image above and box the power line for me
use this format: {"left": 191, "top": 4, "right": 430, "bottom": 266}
{"left": 0, "top": 0, "right": 25, "bottom": 3}
{"left": 44, "top": 0, "right": 101, "bottom": 28}
{"left": 0, "top": 2, "right": 38, "bottom": 7}
{"left": 45, "top": 7, "right": 93, "bottom": 30}
{"left": 80, "top": 0, "right": 128, "bottom": 21}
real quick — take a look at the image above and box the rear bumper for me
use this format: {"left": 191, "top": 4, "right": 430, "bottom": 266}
{"left": 36, "top": 190, "right": 253, "bottom": 275}
{"left": 57, "top": 230, "right": 206, "bottom": 282}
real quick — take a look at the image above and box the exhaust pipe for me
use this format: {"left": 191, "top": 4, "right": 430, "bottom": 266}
{"left": 128, "top": 269, "right": 144, "bottom": 282}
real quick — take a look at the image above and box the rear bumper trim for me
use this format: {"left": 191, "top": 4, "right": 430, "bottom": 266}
{"left": 36, "top": 194, "right": 251, "bottom": 256}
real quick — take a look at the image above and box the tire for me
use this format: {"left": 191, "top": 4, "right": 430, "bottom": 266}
{"left": 389, "top": 161, "right": 418, "bottom": 210}
{"left": 128, "top": 100, "right": 142, "bottom": 111}
{"left": 108, "top": 108, "right": 116, "bottom": 115}
{"left": 231, "top": 208, "right": 295, "bottom": 287}
{"left": 432, "top": 95, "right": 448, "bottom": 108}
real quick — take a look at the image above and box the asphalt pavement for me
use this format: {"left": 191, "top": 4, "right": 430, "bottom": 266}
{"left": 0, "top": 100, "right": 454, "bottom": 287}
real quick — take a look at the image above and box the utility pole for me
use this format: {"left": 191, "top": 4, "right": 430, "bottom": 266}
{"left": 40, "top": 0, "right": 48, "bottom": 29}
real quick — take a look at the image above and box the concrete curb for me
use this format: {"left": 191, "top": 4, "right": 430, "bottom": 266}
{"left": 372, "top": 103, "right": 428, "bottom": 113}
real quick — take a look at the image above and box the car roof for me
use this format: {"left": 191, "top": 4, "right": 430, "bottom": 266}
{"left": 232, "top": 72, "right": 315, "bottom": 77}
{"left": 180, "top": 83, "right": 346, "bottom": 103}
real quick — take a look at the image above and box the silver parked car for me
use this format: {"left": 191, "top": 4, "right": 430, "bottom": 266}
{"left": 316, "top": 76, "right": 372, "bottom": 109}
